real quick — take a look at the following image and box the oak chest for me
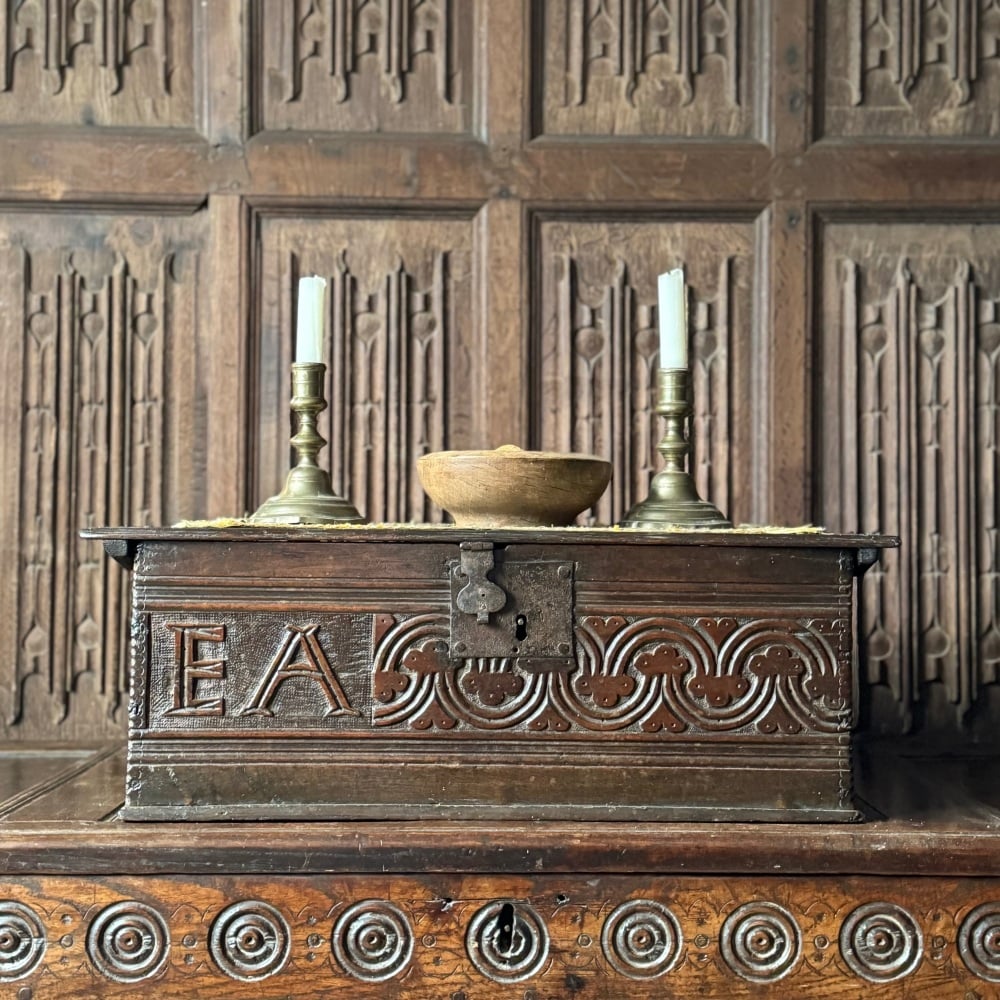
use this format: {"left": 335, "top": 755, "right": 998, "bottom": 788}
{"left": 93, "top": 526, "right": 892, "bottom": 822}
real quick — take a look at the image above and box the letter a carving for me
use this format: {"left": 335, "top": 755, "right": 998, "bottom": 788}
{"left": 240, "top": 624, "right": 359, "bottom": 718}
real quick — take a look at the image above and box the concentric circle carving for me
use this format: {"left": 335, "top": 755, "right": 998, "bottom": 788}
{"left": 721, "top": 902, "right": 801, "bottom": 982}
{"left": 601, "top": 899, "right": 683, "bottom": 979}
{"left": 466, "top": 901, "right": 549, "bottom": 983}
{"left": 959, "top": 903, "right": 1000, "bottom": 982}
{"left": 209, "top": 901, "right": 290, "bottom": 981}
{"left": 332, "top": 900, "right": 413, "bottom": 982}
{"left": 87, "top": 901, "right": 168, "bottom": 983}
{"left": 0, "top": 901, "right": 46, "bottom": 982}
{"left": 839, "top": 903, "right": 923, "bottom": 982}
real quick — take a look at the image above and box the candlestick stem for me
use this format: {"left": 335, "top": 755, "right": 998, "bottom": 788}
{"left": 620, "top": 368, "right": 731, "bottom": 529}
{"left": 250, "top": 363, "right": 365, "bottom": 525}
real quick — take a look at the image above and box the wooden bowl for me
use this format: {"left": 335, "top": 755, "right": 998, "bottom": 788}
{"left": 416, "top": 445, "right": 612, "bottom": 527}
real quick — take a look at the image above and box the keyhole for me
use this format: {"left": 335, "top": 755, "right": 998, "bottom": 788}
{"left": 515, "top": 614, "right": 528, "bottom": 641}
{"left": 495, "top": 902, "right": 516, "bottom": 957}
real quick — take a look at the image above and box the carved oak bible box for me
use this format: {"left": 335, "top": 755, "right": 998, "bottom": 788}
{"left": 92, "top": 526, "right": 891, "bottom": 821}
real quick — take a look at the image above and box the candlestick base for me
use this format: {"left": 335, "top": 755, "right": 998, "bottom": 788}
{"left": 620, "top": 473, "right": 732, "bottom": 529}
{"left": 250, "top": 474, "right": 365, "bottom": 526}
{"left": 250, "top": 362, "right": 366, "bottom": 526}
{"left": 620, "top": 367, "right": 732, "bottom": 531}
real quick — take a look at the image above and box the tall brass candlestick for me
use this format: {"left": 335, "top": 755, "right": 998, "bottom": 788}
{"left": 620, "top": 367, "right": 731, "bottom": 529}
{"left": 250, "top": 362, "right": 365, "bottom": 525}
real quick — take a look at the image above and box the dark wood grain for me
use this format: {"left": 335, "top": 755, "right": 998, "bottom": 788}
{"left": 0, "top": 742, "right": 996, "bottom": 878}
{"left": 0, "top": 869, "right": 996, "bottom": 997}
{"left": 1, "top": 2, "right": 997, "bottom": 742}
{"left": 1, "top": 5, "right": 999, "bottom": 996}
{"left": 0, "top": 744, "right": 996, "bottom": 995}
{"left": 3, "top": 817, "right": 999, "bottom": 879}
{"left": 97, "top": 528, "right": 887, "bottom": 821}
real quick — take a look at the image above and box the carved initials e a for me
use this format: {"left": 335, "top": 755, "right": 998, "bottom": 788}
{"left": 239, "top": 624, "right": 358, "bottom": 718}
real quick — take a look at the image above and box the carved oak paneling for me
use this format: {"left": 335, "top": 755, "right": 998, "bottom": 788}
{"left": 822, "top": 0, "right": 1000, "bottom": 138}
{"left": 0, "top": 212, "right": 206, "bottom": 738}
{"left": 255, "top": 215, "right": 476, "bottom": 523}
{"left": 1, "top": 873, "right": 999, "bottom": 995}
{"left": 255, "top": 0, "right": 473, "bottom": 134}
{"left": 535, "top": 217, "right": 754, "bottom": 525}
{"left": 817, "top": 223, "right": 1000, "bottom": 732}
{"left": 0, "top": 0, "right": 194, "bottom": 127}
{"left": 0, "top": 0, "right": 994, "bottom": 757}
{"left": 536, "top": 0, "right": 755, "bottom": 138}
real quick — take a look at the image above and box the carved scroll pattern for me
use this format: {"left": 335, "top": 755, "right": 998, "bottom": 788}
{"left": 824, "top": 0, "right": 1000, "bottom": 137}
{"left": 258, "top": 221, "right": 473, "bottom": 524}
{"left": 371, "top": 613, "right": 850, "bottom": 735}
{"left": 537, "top": 223, "right": 751, "bottom": 525}
{"left": 259, "top": 0, "right": 471, "bottom": 133}
{"left": 0, "top": 0, "right": 191, "bottom": 126}
{"left": 828, "top": 247, "right": 1000, "bottom": 729}
{"left": 540, "top": 0, "right": 753, "bottom": 137}
{"left": 0, "top": 219, "right": 201, "bottom": 736}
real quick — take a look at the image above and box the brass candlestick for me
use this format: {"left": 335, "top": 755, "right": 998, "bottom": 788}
{"left": 250, "top": 362, "right": 365, "bottom": 525}
{"left": 620, "top": 367, "right": 731, "bottom": 529}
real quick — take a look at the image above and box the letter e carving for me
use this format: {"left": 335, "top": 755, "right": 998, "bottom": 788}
{"left": 165, "top": 623, "right": 227, "bottom": 716}
{"left": 239, "top": 624, "right": 359, "bottom": 718}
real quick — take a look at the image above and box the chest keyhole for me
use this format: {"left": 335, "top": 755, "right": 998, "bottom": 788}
{"left": 514, "top": 614, "right": 528, "bottom": 641}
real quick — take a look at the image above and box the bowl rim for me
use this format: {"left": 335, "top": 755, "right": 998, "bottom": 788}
{"left": 417, "top": 447, "right": 611, "bottom": 467}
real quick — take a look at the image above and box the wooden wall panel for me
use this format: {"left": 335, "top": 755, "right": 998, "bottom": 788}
{"left": 0, "top": 0, "right": 996, "bottom": 743}
{"left": 254, "top": 213, "right": 477, "bottom": 524}
{"left": 535, "top": 0, "right": 757, "bottom": 138}
{"left": 820, "top": 0, "right": 1000, "bottom": 138}
{"left": 816, "top": 222, "right": 1000, "bottom": 734}
{"left": 534, "top": 216, "right": 755, "bottom": 525}
{"left": 254, "top": 0, "right": 476, "bottom": 135}
{"left": 0, "top": 211, "right": 208, "bottom": 739}
{"left": 0, "top": 0, "right": 195, "bottom": 128}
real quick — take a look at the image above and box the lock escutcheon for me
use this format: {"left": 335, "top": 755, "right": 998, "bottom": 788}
{"left": 449, "top": 542, "right": 576, "bottom": 662}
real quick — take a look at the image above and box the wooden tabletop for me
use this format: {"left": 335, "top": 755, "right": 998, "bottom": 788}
{"left": 0, "top": 740, "right": 996, "bottom": 877}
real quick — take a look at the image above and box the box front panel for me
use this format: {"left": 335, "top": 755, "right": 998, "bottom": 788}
{"left": 126, "top": 538, "right": 858, "bottom": 820}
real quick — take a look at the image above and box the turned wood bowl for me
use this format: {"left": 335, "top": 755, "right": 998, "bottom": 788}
{"left": 416, "top": 445, "right": 612, "bottom": 527}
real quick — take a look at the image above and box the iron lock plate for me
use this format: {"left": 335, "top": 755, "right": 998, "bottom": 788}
{"left": 449, "top": 542, "right": 575, "bottom": 662}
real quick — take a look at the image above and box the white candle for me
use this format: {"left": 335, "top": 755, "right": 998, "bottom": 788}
{"left": 295, "top": 275, "right": 327, "bottom": 364}
{"left": 657, "top": 268, "right": 688, "bottom": 369}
